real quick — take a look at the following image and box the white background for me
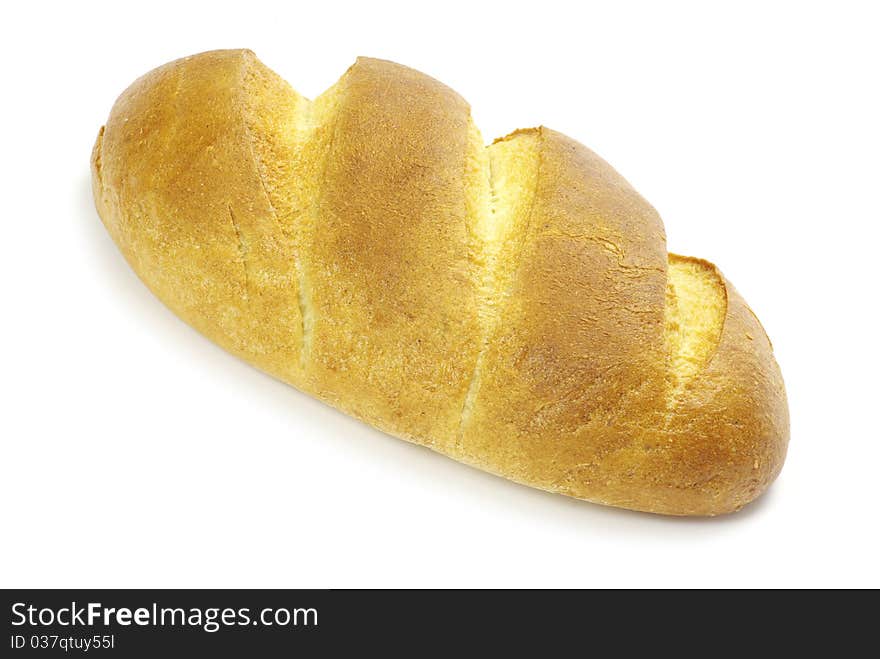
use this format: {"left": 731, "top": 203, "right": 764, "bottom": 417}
{"left": 1, "top": 0, "right": 878, "bottom": 588}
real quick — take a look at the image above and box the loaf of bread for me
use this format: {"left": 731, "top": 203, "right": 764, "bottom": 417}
{"left": 91, "top": 49, "right": 789, "bottom": 515}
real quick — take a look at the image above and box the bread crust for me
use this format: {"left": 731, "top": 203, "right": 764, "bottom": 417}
{"left": 92, "top": 49, "right": 789, "bottom": 515}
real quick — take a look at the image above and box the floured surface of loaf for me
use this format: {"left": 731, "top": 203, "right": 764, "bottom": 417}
{"left": 92, "top": 50, "right": 789, "bottom": 515}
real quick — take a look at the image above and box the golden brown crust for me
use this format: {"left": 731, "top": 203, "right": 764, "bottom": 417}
{"left": 548, "top": 255, "right": 789, "bottom": 515}
{"left": 456, "top": 127, "right": 671, "bottom": 496}
{"left": 304, "top": 57, "right": 482, "bottom": 444}
{"left": 92, "top": 50, "right": 789, "bottom": 516}
{"left": 92, "top": 50, "right": 305, "bottom": 384}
